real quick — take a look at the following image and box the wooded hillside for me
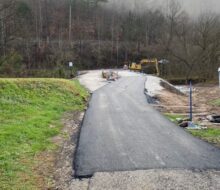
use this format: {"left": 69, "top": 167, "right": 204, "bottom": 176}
{"left": 0, "top": 0, "right": 219, "bottom": 79}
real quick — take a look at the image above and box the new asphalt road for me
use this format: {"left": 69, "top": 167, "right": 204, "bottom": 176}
{"left": 75, "top": 76, "right": 220, "bottom": 177}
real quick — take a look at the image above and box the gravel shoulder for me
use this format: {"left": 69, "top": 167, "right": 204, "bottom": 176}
{"left": 77, "top": 70, "right": 108, "bottom": 92}
{"left": 89, "top": 169, "right": 220, "bottom": 190}
{"left": 52, "top": 112, "right": 86, "bottom": 189}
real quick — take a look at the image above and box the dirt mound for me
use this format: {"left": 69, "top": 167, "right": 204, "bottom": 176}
{"left": 160, "top": 80, "right": 185, "bottom": 96}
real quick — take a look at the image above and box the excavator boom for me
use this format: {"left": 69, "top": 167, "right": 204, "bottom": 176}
{"left": 129, "top": 58, "right": 159, "bottom": 76}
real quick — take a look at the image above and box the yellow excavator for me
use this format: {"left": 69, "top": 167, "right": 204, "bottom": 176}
{"left": 129, "top": 58, "right": 160, "bottom": 76}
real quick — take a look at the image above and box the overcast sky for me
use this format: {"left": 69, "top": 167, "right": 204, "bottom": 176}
{"left": 105, "top": 0, "right": 220, "bottom": 16}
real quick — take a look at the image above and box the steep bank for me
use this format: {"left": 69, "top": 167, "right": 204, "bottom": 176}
{"left": 0, "top": 79, "right": 88, "bottom": 189}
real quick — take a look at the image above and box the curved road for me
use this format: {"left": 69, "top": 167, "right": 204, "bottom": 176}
{"left": 75, "top": 76, "right": 220, "bottom": 177}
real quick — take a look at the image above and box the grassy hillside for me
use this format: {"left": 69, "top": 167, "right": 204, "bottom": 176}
{"left": 0, "top": 79, "right": 88, "bottom": 189}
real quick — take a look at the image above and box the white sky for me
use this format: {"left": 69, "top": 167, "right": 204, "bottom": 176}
{"left": 105, "top": 0, "right": 220, "bottom": 16}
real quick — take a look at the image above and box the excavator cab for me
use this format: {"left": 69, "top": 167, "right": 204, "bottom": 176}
{"left": 129, "top": 58, "right": 159, "bottom": 76}
{"left": 140, "top": 59, "right": 159, "bottom": 76}
{"left": 129, "top": 62, "right": 142, "bottom": 71}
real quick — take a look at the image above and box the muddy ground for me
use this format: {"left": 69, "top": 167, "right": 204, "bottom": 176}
{"left": 155, "top": 84, "right": 220, "bottom": 118}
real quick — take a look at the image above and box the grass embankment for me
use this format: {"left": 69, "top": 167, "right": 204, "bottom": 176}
{"left": 164, "top": 113, "right": 220, "bottom": 147}
{"left": 188, "top": 129, "right": 220, "bottom": 147}
{"left": 0, "top": 79, "right": 88, "bottom": 189}
{"left": 164, "top": 113, "right": 184, "bottom": 124}
{"left": 189, "top": 98, "right": 220, "bottom": 146}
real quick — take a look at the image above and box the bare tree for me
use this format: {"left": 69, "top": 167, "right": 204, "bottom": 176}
{"left": 165, "top": 0, "right": 182, "bottom": 51}
{"left": 194, "top": 13, "right": 220, "bottom": 78}
{"left": 0, "top": 0, "right": 15, "bottom": 56}
{"left": 69, "top": 0, "right": 72, "bottom": 43}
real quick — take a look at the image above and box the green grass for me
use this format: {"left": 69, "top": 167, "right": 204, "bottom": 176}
{"left": 0, "top": 78, "right": 88, "bottom": 189}
{"left": 164, "top": 113, "right": 185, "bottom": 123}
{"left": 188, "top": 128, "right": 220, "bottom": 147}
{"left": 164, "top": 113, "right": 220, "bottom": 147}
{"left": 210, "top": 99, "right": 220, "bottom": 106}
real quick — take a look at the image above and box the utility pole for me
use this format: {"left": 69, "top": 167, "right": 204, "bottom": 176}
{"left": 189, "top": 80, "right": 193, "bottom": 121}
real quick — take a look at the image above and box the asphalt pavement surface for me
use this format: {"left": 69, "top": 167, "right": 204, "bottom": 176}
{"left": 75, "top": 76, "right": 220, "bottom": 177}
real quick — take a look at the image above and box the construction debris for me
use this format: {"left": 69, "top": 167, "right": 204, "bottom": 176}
{"left": 179, "top": 121, "right": 188, "bottom": 128}
{"left": 207, "top": 115, "right": 220, "bottom": 123}
{"left": 178, "top": 118, "right": 190, "bottom": 128}
{"left": 102, "top": 70, "right": 120, "bottom": 81}
{"left": 186, "top": 123, "right": 201, "bottom": 130}
{"left": 178, "top": 120, "right": 207, "bottom": 130}
{"left": 177, "top": 118, "right": 207, "bottom": 129}
{"left": 123, "top": 65, "right": 128, "bottom": 70}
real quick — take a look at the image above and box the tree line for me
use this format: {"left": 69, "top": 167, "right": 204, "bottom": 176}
{"left": 0, "top": 0, "right": 219, "bottom": 80}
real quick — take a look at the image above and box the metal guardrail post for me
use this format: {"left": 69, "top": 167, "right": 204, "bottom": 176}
{"left": 218, "top": 68, "right": 220, "bottom": 88}
{"left": 189, "top": 80, "right": 193, "bottom": 121}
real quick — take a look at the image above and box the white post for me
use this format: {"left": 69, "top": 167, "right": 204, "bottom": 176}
{"left": 69, "top": 62, "right": 73, "bottom": 67}
{"left": 218, "top": 68, "right": 220, "bottom": 88}
{"left": 69, "top": 62, "right": 73, "bottom": 78}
